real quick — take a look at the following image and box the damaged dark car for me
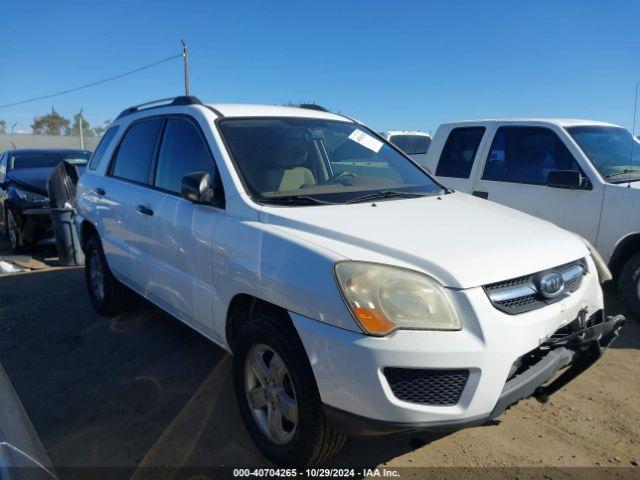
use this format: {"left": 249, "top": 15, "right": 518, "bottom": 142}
{"left": 0, "top": 149, "right": 91, "bottom": 252}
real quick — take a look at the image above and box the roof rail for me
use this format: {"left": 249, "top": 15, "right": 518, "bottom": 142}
{"left": 294, "top": 103, "right": 330, "bottom": 112}
{"left": 115, "top": 96, "right": 203, "bottom": 120}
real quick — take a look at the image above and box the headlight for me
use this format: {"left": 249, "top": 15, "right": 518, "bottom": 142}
{"left": 13, "top": 186, "right": 49, "bottom": 204}
{"left": 334, "top": 261, "right": 460, "bottom": 336}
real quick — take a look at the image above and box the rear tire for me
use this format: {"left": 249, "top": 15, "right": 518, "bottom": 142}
{"left": 84, "top": 234, "right": 133, "bottom": 315}
{"left": 233, "top": 313, "right": 346, "bottom": 466}
{"left": 618, "top": 252, "right": 640, "bottom": 318}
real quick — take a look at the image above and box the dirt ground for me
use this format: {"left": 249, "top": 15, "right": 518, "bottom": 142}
{"left": 0, "top": 239, "right": 638, "bottom": 479}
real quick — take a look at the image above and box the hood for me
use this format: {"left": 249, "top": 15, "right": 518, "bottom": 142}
{"left": 260, "top": 192, "right": 588, "bottom": 289}
{"left": 7, "top": 166, "right": 86, "bottom": 196}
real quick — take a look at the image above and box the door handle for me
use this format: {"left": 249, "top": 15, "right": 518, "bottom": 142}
{"left": 136, "top": 205, "right": 154, "bottom": 216}
{"left": 95, "top": 187, "right": 106, "bottom": 196}
{"left": 472, "top": 190, "right": 489, "bottom": 199}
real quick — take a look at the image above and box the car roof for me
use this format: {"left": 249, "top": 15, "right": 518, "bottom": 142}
{"left": 206, "top": 103, "right": 351, "bottom": 122}
{"left": 439, "top": 118, "right": 622, "bottom": 128}
{"left": 383, "top": 130, "right": 431, "bottom": 137}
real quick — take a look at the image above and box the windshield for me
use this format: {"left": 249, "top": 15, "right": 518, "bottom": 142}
{"left": 10, "top": 151, "right": 90, "bottom": 170}
{"left": 219, "top": 118, "right": 442, "bottom": 205}
{"left": 389, "top": 134, "right": 431, "bottom": 155}
{"left": 567, "top": 126, "right": 640, "bottom": 182}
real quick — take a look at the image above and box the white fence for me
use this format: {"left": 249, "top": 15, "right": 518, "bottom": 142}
{"left": 0, "top": 133, "right": 100, "bottom": 152}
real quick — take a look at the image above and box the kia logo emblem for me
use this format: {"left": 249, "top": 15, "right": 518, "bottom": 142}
{"left": 538, "top": 271, "right": 565, "bottom": 298}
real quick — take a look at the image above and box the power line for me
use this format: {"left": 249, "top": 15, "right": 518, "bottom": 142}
{"left": 0, "top": 53, "right": 182, "bottom": 109}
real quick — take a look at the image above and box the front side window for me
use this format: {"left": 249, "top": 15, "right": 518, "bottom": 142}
{"left": 435, "top": 127, "right": 485, "bottom": 178}
{"left": 389, "top": 135, "right": 431, "bottom": 155}
{"left": 483, "top": 126, "right": 581, "bottom": 185}
{"left": 9, "top": 151, "right": 91, "bottom": 170}
{"left": 89, "top": 126, "right": 119, "bottom": 170}
{"left": 154, "top": 117, "right": 218, "bottom": 194}
{"left": 218, "top": 118, "right": 442, "bottom": 205}
{"left": 567, "top": 126, "right": 640, "bottom": 183}
{"left": 111, "top": 118, "right": 163, "bottom": 184}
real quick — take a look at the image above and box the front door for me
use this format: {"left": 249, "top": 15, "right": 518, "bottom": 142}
{"left": 471, "top": 125, "right": 603, "bottom": 243}
{"left": 144, "top": 116, "right": 224, "bottom": 334}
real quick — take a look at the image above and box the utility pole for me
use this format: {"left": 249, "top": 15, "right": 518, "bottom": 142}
{"left": 78, "top": 108, "right": 85, "bottom": 150}
{"left": 10, "top": 122, "right": 17, "bottom": 134}
{"left": 181, "top": 39, "right": 190, "bottom": 96}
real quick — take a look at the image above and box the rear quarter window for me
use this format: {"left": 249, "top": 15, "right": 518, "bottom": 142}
{"left": 89, "top": 126, "right": 119, "bottom": 170}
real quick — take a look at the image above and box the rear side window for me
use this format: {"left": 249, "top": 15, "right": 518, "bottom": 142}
{"left": 89, "top": 126, "right": 119, "bottom": 170}
{"left": 111, "top": 118, "right": 163, "bottom": 184}
{"left": 154, "top": 117, "right": 218, "bottom": 194}
{"left": 483, "top": 127, "right": 581, "bottom": 185}
{"left": 435, "top": 127, "right": 485, "bottom": 178}
{"left": 389, "top": 135, "right": 431, "bottom": 155}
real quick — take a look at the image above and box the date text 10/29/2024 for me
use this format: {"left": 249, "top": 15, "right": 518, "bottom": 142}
{"left": 233, "top": 468, "right": 401, "bottom": 478}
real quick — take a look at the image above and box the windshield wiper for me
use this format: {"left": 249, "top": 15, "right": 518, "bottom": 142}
{"left": 259, "top": 195, "right": 336, "bottom": 206}
{"left": 605, "top": 168, "right": 640, "bottom": 179}
{"left": 345, "top": 190, "right": 428, "bottom": 204}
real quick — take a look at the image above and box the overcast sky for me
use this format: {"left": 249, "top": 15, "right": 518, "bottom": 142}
{"left": 1, "top": 0, "right": 639, "bottom": 134}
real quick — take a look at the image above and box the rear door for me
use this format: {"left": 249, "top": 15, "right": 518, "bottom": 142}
{"left": 143, "top": 115, "right": 225, "bottom": 334}
{"left": 101, "top": 117, "right": 164, "bottom": 291}
{"left": 471, "top": 125, "right": 603, "bottom": 242}
{"left": 430, "top": 125, "right": 487, "bottom": 193}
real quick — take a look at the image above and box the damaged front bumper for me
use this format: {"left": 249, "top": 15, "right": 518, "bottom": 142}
{"left": 323, "top": 311, "right": 626, "bottom": 437}
{"left": 490, "top": 311, "right": 626, "bottom": 418}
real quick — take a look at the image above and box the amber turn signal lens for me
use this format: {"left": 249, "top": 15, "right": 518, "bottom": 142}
{"left": 353, "top": 307, "right": 396, "bottom": 335}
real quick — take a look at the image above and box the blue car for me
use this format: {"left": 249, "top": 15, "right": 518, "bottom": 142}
{"left": 0, "top": 149, "right": 91, "bottom": 252}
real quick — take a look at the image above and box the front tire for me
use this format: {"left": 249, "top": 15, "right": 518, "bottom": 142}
{"left": 233, "top": 314, "right": 346, "bottom": 466}
{"left": 6, "top": 209, "right": 24, "bottom": 253}
{"left": 84, "top": 234, "right": 133, "bottom": 315}
{"left": 618, "top": 252, "right": 640, "bottom": 318}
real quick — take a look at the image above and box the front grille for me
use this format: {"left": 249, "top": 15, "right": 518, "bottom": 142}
{"left": 383, "top": 368, "right": 468, "bottom": 405}
{"left": 484, "top": 259, "right": 587, "bottom": 315}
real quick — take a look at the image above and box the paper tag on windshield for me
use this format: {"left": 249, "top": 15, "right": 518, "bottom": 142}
{"left": 348, "top": 129, "right": 383, "bottom": 153}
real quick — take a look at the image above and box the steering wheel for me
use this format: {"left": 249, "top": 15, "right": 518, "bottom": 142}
{"left": 326, "top": 170, "right": 357, "bottom": 184}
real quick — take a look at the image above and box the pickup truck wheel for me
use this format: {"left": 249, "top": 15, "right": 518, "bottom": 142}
{"left": 84, "top": 235, "right": 133, "bottom": 315}
{"left": 618, "top": 252, "right": 640, "bottom": 318}
{"left": 233, "top": 314, "right": 346, "bottom": 466}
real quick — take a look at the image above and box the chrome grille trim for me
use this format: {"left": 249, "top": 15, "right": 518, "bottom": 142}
{"left": 484, "top": 259, "right": 588, "bottom": 315}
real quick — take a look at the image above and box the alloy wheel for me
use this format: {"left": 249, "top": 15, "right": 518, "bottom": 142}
{"left": 244, "top": 344, "right": 298, "bottom": 445}
{"left": 6, "top": 211, "right": 19, "bottom": 251}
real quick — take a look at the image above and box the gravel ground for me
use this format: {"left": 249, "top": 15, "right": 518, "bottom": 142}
{"left": 0, "top": 240, "right": 638, "bottom": 479}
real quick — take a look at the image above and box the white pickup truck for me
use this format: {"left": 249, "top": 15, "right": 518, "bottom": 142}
{"left": 423, "top": 119, "right": 640, "bottom": 316}
{"left": 380, "top": 130, "right": 431, "bottom": 165}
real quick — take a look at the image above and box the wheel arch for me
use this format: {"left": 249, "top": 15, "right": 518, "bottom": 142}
{"left": 608, "top": 232, "right": 640, "bottom": 279}
{"left": 79, "top": 220, "right": 99, "bottom": 251}
{"left": 225, "top": 293, "right": 295, "bottom": 353}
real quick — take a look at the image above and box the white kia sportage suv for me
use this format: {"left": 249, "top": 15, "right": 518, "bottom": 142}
{"left": 75, "top": 97, "right": 624, "bottom": 466}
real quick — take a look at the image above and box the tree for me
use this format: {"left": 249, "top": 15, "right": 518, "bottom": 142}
{"left": 31, "top": 108, "right": 70, "bottom": 135}
{"left": 0, "top": 120, "right": 6, "bottom": 134}
{"left": 92, "top": 119, "right": 112, "bottom": 137}
{"left": 65, "top": 113, "right": 94, "bottom": 137}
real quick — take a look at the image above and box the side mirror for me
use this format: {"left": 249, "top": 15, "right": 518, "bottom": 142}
{"left": 181, "top": 171, "right": 214, "bottom": 204}
{"left": 546, "top": 170, "right": 589, "bottom": 190}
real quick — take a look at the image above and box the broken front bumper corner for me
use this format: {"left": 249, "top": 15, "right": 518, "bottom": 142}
{"left": 490, "top": 313, "right": 626, "bottom": 419}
